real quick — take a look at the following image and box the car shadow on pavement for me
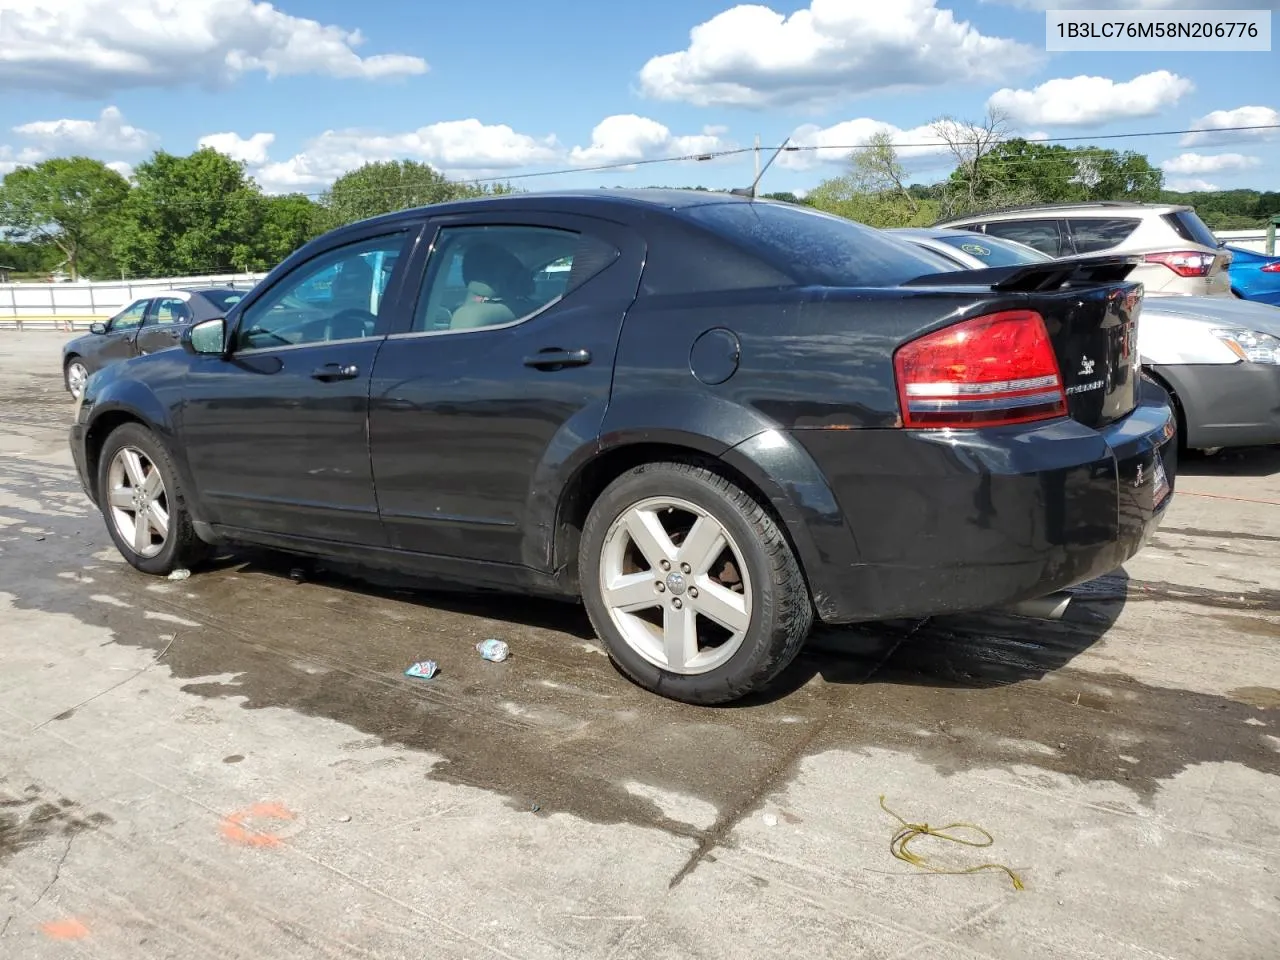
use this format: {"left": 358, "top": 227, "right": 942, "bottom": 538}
{"left": 1178, "top": 445, "right": 1280, "bottom": 478}
{"left": 217, "top": 547, "right": 1129, "bottom": 706}
{"left": 741, "top": 569, "right": 1131, "bottom": 706}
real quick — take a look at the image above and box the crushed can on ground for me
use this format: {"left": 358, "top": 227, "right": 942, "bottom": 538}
{"left": 476, "top": 639, "right": 509, "bottom": 662}
{"left": 404, "top": 660, "right": 439, "bottom": 680}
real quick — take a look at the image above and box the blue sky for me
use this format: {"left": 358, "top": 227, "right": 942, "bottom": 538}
{"left": 1, "top": 0, "right": 1276, "bottom": 196}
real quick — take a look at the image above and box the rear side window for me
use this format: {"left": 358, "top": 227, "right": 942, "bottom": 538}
{"left": 1161, "top": 210, "right": 1220, "bottom": 249}
{"left": 1066, "top": 218, "right": 1140, "bottom": 254}
{"left": 933, "top": 234, "right": 1053, "bottom": 266}
{"left": 982, "top": 219, "right": 1066, "bottom": 256}
{"left": 682, "top": 201, "right": 950, "bottom": 287}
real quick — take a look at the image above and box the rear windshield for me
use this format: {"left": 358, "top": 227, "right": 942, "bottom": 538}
{"left": 682, "top": 201, "right": 954, "bottom": 287}
{"left": 202, "top": 290, "right": 247, "bottom": 312}
{"left": 932, "top": 233, "right": 1053, "bottom": 266}
{"left": 1162, "top": 210, "right": 1220, "bottom": 249}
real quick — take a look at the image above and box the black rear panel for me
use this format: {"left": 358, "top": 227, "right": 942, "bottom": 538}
{"left": 1031, "top": 282, "right": 1142, "bottom": 428}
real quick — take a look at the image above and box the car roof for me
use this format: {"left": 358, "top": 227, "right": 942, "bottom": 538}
{"left": 937, "top": 201, "right": 1188, "bottom": 225}
{"left": 886, "top": 227, "right": 982, "bottom": 239}
{"left": 344, "top": 188, "right": 757, "bottom": 231}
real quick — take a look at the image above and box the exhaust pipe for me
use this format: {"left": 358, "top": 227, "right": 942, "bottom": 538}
{"left": 1003, "top": 591, "right": 1072, "bottom": 621}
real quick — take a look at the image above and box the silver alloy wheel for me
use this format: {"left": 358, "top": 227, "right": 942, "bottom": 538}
{"left": 67, "top": 361, "right": 88, "bottom": 399}
{"left": 106, "top": 446, "right": 170, "bottom": 559}
{"left": 598, "top": 496, "right": 753, "bottom": 675}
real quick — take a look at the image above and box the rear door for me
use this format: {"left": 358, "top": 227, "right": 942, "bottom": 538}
{"left": 135, "top": 296, "right": 191, "bottom": 355}
{"left": 368, "top": 210, "right": 645, "bottom": 565}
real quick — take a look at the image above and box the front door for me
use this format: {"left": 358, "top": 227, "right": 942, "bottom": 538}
{"left": 368, "top": 213, "right": 644, "bottom": 566}
{"left": 180, "top": 227, "right": 419, "bottom": 545}
{"left": 95, "top": 299, "right": 150, "bottom": 363}
{"left": 135, "top": 296, "right": 191, "bottom": 356}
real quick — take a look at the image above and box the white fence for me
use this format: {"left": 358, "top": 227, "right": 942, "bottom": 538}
{"left": 1215, "top": 229, "right": 1270, "bottom": 254}
{"left": 0, "top": 272, "right": 268, "bottom": 322}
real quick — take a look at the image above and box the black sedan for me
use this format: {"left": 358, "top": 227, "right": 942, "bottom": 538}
{"left": 69, "top": 191, "right": 1177, "bottom": 704}
{"left": 62, "top": 287, "right": 249, "bottom": 398}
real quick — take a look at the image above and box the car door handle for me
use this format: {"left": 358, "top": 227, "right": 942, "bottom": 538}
{"left": 311, "top": 363, "right": 360, "bottom": 381}
{"left": 523, "top": 348, "right": 591, "bottom": 370}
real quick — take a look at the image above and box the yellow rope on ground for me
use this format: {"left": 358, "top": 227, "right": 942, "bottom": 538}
{"left": 879, "top": 795, "right": 1025, "bottom": 891}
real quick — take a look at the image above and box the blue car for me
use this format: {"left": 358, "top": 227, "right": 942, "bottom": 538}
{"left": 1227, "top": 245, "right": 1280, "bottom": 307}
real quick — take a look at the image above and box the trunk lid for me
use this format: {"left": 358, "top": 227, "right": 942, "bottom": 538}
{"left": 904, "top": 256, "right": 1143, "bottom": 429}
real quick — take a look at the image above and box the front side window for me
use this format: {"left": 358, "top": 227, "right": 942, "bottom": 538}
{"left": 1066, "top": 218, "right": 1140, "bottom": 254}
{"left": 235, "top": 234, "right": 407, "bottom": 350}
{"left": 982, "top": 219, "right": 1065, "bottom": 256}
{"left": 110, "top": 300, "right": 148, "bottom": 331}
{"left": 412, "top": 224, "right": 617, "bottom": 333}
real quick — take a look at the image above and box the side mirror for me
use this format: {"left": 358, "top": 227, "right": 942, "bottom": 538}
{"left": 89, "top": 322, "right": 108, "bottom": 335}
{"left": 182, "top": 317, "right": 226, "bottom": 356}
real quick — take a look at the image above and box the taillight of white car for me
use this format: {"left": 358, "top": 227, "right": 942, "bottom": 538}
{"left": 1144, "top": 251, "right": 1219, "bottom": 278}
{"left": 1210, "top": 328, "right": 1280, "bottom": 364}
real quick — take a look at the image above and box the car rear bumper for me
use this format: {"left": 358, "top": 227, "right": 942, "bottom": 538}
{"left": 1154, "top": 362, "right": 1280, "bottom": 450}
{"left": 790, "top": 378, "right": 1177, "bottom": 623}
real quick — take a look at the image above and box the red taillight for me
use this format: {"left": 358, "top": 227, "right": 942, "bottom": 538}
{"left": 1261, "top": 261, "right": 1280, "bottom": 274}
{"left": 893, "top": 310, "right": 1068, "bottom": 430}
{"left": 1144, "top": 250, "right": 1215, "bottom": 278}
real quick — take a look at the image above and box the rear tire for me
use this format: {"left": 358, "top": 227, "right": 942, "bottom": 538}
{"left": 579, "top": 461, "right": 812, "bottom": 705}
{"left": 96, "top": 423, "right": 210, "bottom": 576}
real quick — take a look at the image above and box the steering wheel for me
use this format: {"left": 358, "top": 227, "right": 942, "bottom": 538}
{"left": 328, "top": 308, "right": 377, "bottom": 340}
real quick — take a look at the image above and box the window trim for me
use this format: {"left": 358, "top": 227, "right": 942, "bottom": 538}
{"left": 224, "top": 226, "right": 418, "bottom": 356}
{"left": 393, "top": 218, "right": 619, "bottom": 341}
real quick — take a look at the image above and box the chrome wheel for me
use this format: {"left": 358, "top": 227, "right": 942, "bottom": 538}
{"left": 598, "top": 496, "right": 753, "bottom": 675}
{"left": 106, "top": 446, "right": 170, "bottom": 559}
{"left": 67, "top": 361, "right": 88, "bottom": 399}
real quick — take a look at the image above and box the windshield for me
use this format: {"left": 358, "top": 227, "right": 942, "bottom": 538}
{"left": 933, "top": 233, "right": 1053, "bottom": 266}
{"left": 202, "top": 290, "right": 247, "bottom": 312}
{"left": 683, "top": 201, "right": 954, "bottom": 287}
{"left": 1162, "top": 210, "right": 1220, "bottom": 249}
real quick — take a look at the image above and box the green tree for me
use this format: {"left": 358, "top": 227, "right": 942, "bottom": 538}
{"left": 317, "top": 160, "right": 510, "bottom": 231}
{"left": 113, "top": 147, "right": 267, "bottom": 277}
{"left": 0, "top": 157, "right": 130, "bottom": 280}
{"left": 806, "top": 133, "right": 938, "bottom": 227}
{"left": 258, "top": 193, "right": 322, "bottom": 266}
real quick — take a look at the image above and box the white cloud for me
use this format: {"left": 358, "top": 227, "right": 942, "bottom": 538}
{"left": 1167, "top": 178, "right": 1220, "bottom": 192}
{"left": 984, "top": 0, "right": 1276, "bottom": 8}
{"left": 1160, "top": 152, "right": 1261, "bottom": 176}
{"left": 0, "top": 0, "right": 427, "bottom": 96}
{"left": 199, "top": 132, "right": 276, "bottom": 165}
{"left": 1181, "top": 106, "right": 1280, "bottom": 146}
{"left": 637, "top": 0, "right": 1039, "bottom": 108}
{"left": 254, "top": 119, "right": 561, "bottom": 193}
{"left": 988, "top": 71, "right": 1192, "bottom": 127}
{"left": 779, "top": 118, "right": 951, "bottom": 172}
{"left": 568, "top": 115, "right": 727, "bottom": 167}
{"left": 0, "top": 145, "right": 45, "bottom": 176}
{"left": 12, "top": 106, "right": 157, "bottom": 153}
{"left": 106, "top": 160, "right": 134, "bottom": 179}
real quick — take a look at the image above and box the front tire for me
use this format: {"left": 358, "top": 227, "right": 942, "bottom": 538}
{"left": 96, "top": 423, "right": 209, "bottom": 575}
{"left": 65, "top": 357, "right": 89, "bottom": 400}
{"left": 579, "top": 461, "right": 813, "bottom": 705}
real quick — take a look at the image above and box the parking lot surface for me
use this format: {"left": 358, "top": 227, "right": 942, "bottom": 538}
{"left": 1, "top": 331, "right": 1278, "bottom": 959}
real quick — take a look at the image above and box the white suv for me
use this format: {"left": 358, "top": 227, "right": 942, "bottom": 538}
{"left": 936, "top": 202, "right": 1232, "bottom": 297}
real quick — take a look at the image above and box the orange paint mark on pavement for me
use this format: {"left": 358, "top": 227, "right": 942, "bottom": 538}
{"left": 219, "top": 802, "right": 297, "bottom": 847}
{"left": 41, "top": 918, "right": 90, "bottom": 940}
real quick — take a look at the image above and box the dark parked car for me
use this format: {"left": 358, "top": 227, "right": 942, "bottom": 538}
{"left": 69, "top": 191, "right": 1176, "bottom": 704}
{"left": 62, "top": 287, "right": 250, "bottom": 399}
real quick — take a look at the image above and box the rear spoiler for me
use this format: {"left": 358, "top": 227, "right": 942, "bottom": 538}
{"left": 904, "top": 255, "right": 1140, "bottom": 293}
